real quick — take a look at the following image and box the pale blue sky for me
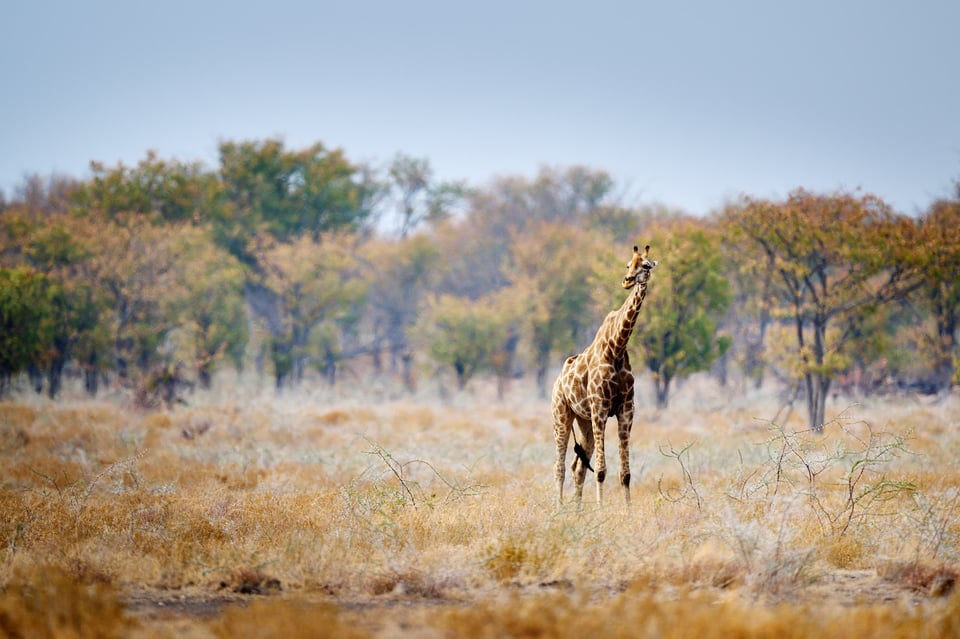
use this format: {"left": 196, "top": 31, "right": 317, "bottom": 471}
{"left": 2, "top": 0, "right": 958, "bottom": 215}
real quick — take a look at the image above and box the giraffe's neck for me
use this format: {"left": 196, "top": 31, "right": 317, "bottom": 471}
{"left": 606, "top": 281, "right": 648, "bottom": 357}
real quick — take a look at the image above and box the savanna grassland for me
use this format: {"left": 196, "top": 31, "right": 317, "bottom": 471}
{"left": 2, "top": 376, "right": 960, "bottom": 638}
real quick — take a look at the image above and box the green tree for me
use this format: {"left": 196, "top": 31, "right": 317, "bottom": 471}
{"left": 72, "top": 151, "right": 223, "bottom": 224}
{"left": 0, "top": 268, "right": 52, "bottom": 395}
{"left": 164, "top": 227, "right": 248, "bottom": 388}
{"left": 416, "top": 294, "right": 508, "bottom": 391}
{"left": 1, "top": 206, "right": 112, "bottom": 397}
{"left": 633, "top": 220, "right": 732, "bottom": 408}
{"left": 218, "top": 138, "right": 379, "bottom": 251}
{"left": 725, "top": 190, "right": 919, "bottom": 431}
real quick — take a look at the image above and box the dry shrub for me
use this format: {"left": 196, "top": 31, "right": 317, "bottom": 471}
{"left": 307, "top": 405, "right": 378, "bottom": 428}
{"left": 141, "top": 412, "right": 173, "bottom": 431}
{"left": 825, "top": 534, "right": 868, "bottom": 569}
{"left": 880, "top": 561, "right": 959, "bottom": 597}
{"left": 684, "top": 559, "right": 745, "bottom": 590}
{"left": 0, "top": 490, "right": 29, "bottom": 550}
{"left": 52, "top": 405, "right": 126, "bottom": 429}
{"left": 214, "top": 465, "right": 264, "bottom": 490}
{"left": 222, "top": 566, "right": 283, "bottom": 594}
{"left": 209, "top": 599, "right": 368, "bottom": 639}
{"left": 484, "top": 534, "right": 562, "bottom": 583}
{"left": 367, "top": 567, "right": 448, "bottom": 598}
{"left": 0, "top": 567, "right": 135, "bottom": 638}
{"left": 312, "top": 408, "right": 354, "bottom": 426}
{"left": 388, "top": 405, "right": 435, "bottom": 430}
{"left": 0, "top": 404, "right": 38, "bottom": 431}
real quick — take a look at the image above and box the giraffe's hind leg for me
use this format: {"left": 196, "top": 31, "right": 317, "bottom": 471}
{"left": 571, "top": 417, "right": 594, "bottom": 506}
{"left": 552, "top": 402, "right": 575, "bottom": 506}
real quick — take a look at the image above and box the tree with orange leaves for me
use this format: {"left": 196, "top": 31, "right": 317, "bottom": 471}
{"left": 725, "top": 189, "right": 919, "bottom": 432}
{"left": 917, "top": 186, "right": 960, "bottom": 392}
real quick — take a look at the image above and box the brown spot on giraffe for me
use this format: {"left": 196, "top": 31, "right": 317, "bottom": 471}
{"left": 552, "top": 244, "right": 658, "bottom": 507}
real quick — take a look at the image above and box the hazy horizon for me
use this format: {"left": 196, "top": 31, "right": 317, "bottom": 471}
{"left": 3, "top": 0, "right": 959, "bottom": 215}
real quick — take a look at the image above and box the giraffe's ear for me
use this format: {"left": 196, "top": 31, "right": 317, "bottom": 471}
{"left": 633, "top": 245, "right": 640, "bottom": 254}
{"left": 642, "top": 245, "right": 650, "bottom": 258}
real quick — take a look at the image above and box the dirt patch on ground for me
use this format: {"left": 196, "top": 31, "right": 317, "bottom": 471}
{"left": 792, "top": 569, "right": 924, "bottom": 606}
{"left": 122, "top": 569, "right": 949, "bottom": 637}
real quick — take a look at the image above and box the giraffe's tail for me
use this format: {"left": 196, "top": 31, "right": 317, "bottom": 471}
{"left": 572, "top": 437, "right": 594, "bottom": 473}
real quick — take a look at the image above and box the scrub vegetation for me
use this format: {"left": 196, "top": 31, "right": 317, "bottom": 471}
{"left": 2, "top": 379, "right": 959, "bottom": 637}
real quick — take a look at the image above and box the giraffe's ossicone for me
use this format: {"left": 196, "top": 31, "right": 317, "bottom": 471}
{"left": 551, "top": 244, "right": 658, "bottom": 507}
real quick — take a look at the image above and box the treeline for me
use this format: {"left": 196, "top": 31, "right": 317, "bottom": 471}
{"left": 1, "top": 138, "right": 958, "bottom": 430}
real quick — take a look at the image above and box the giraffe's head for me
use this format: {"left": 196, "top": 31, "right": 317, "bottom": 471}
{"left": 622, "top": 244, "right": 657, "bottom": 289}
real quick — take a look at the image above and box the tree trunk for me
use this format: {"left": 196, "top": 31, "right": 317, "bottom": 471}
{"left": 934, "top": 299, "right": 957, "bottom": 393}
{"left": 83, "top": 353, "right": 99, "bottom": 396}
{"left": 47, "top": 355, "right": 65, "bottom": 399}
{"left": 654, "top": 373, "right": 671, "bottom": 410}
{"left": 806, "top": 374, "right": 830, "bottom": 434}
{"left": 401, "top": 351, "right": 415, "bottom": 393}
{"left": 805, "top": 318, "right": 830, "bottom": 433}
{"left": 85, "top": 368, "right": 99, "bottom": 396}
{"left": 197, "top": 362, "right": 213, "bottom": 389}
{"left": 323, "top": 346, "right": 337, "bottom": 386}
{"left": 28, "top": 363, "right": 43, "bottom": 394}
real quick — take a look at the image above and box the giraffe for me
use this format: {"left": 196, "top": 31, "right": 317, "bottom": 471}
{"left": 552, "top": 244, "right": 658, "bottom": 507}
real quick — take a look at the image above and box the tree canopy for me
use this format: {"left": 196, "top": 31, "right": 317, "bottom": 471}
{"left": 0, "top": 141, "right": 956, "bottom": 415}
{"left": 633, "top": 219, "right": 732, "bottom": 408}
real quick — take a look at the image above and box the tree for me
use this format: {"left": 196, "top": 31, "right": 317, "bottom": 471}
{"left": 434, "top": 165, "right": 618, "bottom": 302}
{"left": 256, "top": 233, "right": 367, "bottom": 389}
{"left": 363, "top": 234, "right": 442, "bottom": 390}
{"left": 725, "top": 190, "right": 919, "bottom": 432}
{"left": 72, "top": 151, "right": 222, "bottom": 224}
{"left": 716, "top": 232, "right": 774, "bottom": 390}
{"left": 917, "top": 189, "right": 960, "bottom": 392}
{"left": 218, "top": 138, "right": 379, "bottom": 250}
{"left": 386, "top": 153, "right": 466, "bottom": 238}
{"left": 59, "top": 212, "right": 189, "bottom": 390}
{"left": 164, "top": 227, "right": 248, "bottom": 388}
{"left": 1, "top": 205, "right": 112, "bottom": 397}
{"left": 0, "top": 268, "right": 51, "bottom": 395}
{"left": 632, "top": 219, "right": 732, "bottom": 408}
{"left": 415, "top": 294, "right": 508, "bottom": 391}
{"left": 505, "top": 222, "right": 613, "bottom": 395}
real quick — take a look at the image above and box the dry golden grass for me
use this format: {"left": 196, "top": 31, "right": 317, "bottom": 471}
{"left": 1, "top": 377, "right": 960, "bottom": 637}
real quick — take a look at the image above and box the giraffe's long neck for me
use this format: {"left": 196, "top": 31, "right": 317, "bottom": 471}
{"left": 608, "top": 281, "right": 649, "bottom": 357}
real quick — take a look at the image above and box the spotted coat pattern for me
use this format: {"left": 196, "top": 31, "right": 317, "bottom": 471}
{"left": 552, "top": 245, "right": 657, "bottom": 507}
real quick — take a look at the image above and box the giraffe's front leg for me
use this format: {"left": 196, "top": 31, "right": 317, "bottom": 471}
{"left": 617, "top": 395, "right": 635, "bottom": 508}
{"left": 590, "top": 401, "right": 609, "bottom": 505}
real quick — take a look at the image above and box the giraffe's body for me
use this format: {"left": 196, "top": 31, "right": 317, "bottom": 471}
{"left": 552, "top": 245, "right": 657, "bottom": 506}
